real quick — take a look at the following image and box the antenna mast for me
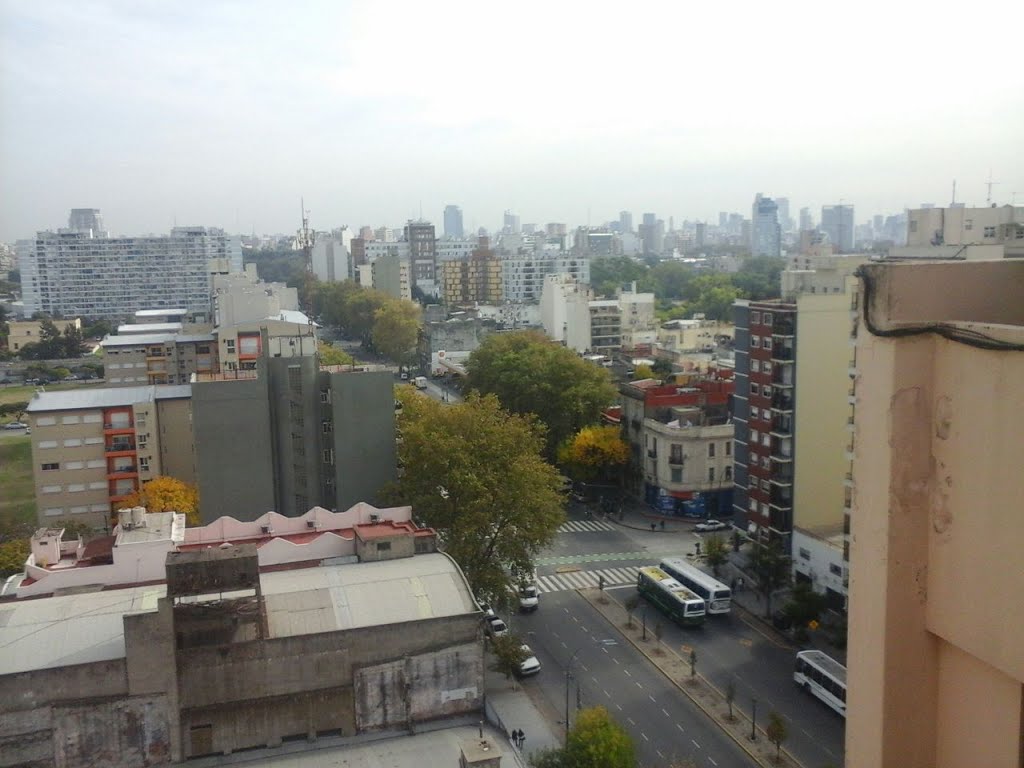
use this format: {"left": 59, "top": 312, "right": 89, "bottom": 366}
{"left": 986, "top": 171, "right": 1001, "bottom": 206}
{"left": 298, "top": 198, "right": 316, "bottom": 314}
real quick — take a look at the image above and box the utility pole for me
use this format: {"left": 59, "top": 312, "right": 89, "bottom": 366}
{"left": 298, "top": 198, "right": 316, "bottom": 315}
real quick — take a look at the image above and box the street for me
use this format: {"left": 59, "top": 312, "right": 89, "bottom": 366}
{"left": 518, "top": 502, "right": 846, "bottom": 767}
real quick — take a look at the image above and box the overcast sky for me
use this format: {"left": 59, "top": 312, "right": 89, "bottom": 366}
{"left": 2, "top": 0, "right": 1023, "bottom": 241}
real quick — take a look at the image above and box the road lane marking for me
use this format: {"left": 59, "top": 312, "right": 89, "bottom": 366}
{"left": 648, "top": 694, "right": 656, "bottom": 703}
{"left": 612, "top": 657, "right": 619, "bottom": 665}
{"left": 709, "top": 758, "right": 718, "bottom": 766}
{"left": 635, "top": 681, "right": 643, "bottom": 688}
{"left": 591, "top": 676, "right": 598, "bottom": 684}
{"left": 661, "top": 708, "right": 670, "bottom": 717}
{"left": 628, "top": 717, "right": 635, "bottom": 726}
{"left": 641, "top": 732, "right": 649, "bottom": 742}
{"left": 623, "top": 668, "right": 631, "bottom": 676}
{"left": 676, "top": 724, "right": 685, "bottom": 733}
{"left": 691, "top": 739, "right": 701, "bottom": 749}
{"left": 580, "top": 663, "right": 588, "bottom": 672}
{"left": 616, "top": 704, "right": 622, "bottom": 711}
{"left": 560, "top": 641, "right": 567, "bottom": 649}
{"left": 604, "top": 689, "right": 610, "bottom": 698}
{"left": 657, "top": 749, "right": 664, "bottom": 758}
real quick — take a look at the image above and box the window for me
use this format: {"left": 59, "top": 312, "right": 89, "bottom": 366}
{"left": 36, "top": 417, "right": 56, "bottom": 426}
{"left": 751, "top": 336, "right": 760, "bottom": 348}
{"left": 708, "top": 443, "right": 716, "bottom": 458}
{"left": 763, "top": 386, "right": 772, "bottom": 398}
{"left": 708, "top": 467, "right": 715, "bottom": 482}
{"left": 763, "top": 312, "right": 772, "bottom": 325}
{"left": 761, "top": 455, "right": 770, "bottom": 468}
{"left": 763, "top": 408, "right": 772, "bottom": 420}
{"left": 322, "top": 448, "right": 334, "bottom": 465}
{"left": 139, "top": 457, "right": 150, "bottom": 471}
{"left": 322, "top": 421, "right": 333, "bottom": 433}
{"left": 750, "top": 311, "right": 760, "bottom": 324}
{"left": 749, "top": 498, "right": 758, "bottom": 512}
{"left": 751, "top": 429, "right": 759, "bottom": 442}
{"left": 83, "top": 414, "right": 102, "bottom": 423}
{"left": 320, "top": 390, "right": 330, "bottom": 403}
{"left": 65, "top": 461, "right": 84, "bottom": 470}
{"left": 829, "top": 563, "right": 842, "bottom": 576}
{"left": 67, "top": 484, "right": 86, "bottom": 493}
{"left": 44, "top": 507, "right": 64, "bottom": 517}
{"left": 725, "top": 441, "right": 732, "bottom": 457}
{"left": 85, "top": 437, "right": 103, "bottom": 445}
{"left": 725, "top": 466, "right": 732, "bottom": 480}
{"left": 63, "top": 439, "right": 82, "bottom": 447}
{"left": 751, "top": 383, "right": 760, "bottom": 396}
{"left": 763, "top": 362, "right": 772, "bottom": 375}
{"left": 377, "top": 541, "right": 391, "bottom": 551}
{"left": 760, "top": 479, "right": 770, "bottom": 491}
{"left": 671, "top": 468, "right": 682, "bottom": 483}
{"left": 760, "top": 502, "right": 769, "bottom": 515}
{"left": 799, "top": 547, "right": 811, "bottom": 560}
{"left": 42, "top": 485, "right": 62, "bottom": 494}
{"left": 90, "top": 504, "right": 109, "bottom": 512}
{"left": 89, "top": 481, "right": 106, "bottom": 490}
{"left": 70, "top": 506, "right": 90, "bottom": 515}
{"left": 761, "top": 433, "right": 770, "bottom": 447}
{"left": 751, "top": 360, "right": 760, "bottom": 373}
{"left": 226, "top": 339, "right": 236, "bottom": 352}
{"left": 87, "top": 459, "right": 105, "bottom": 468}
{"left": 41, "top": 462, "right": 60, "bottom": 471}
{"left": 61, "top": 415, "right": 81, "bottom": 425}
{"left": 38, "top": 440, "right": 58, "bottom": 449}
{"left": 763, "top": 338, "right": 772, "bottom": 351}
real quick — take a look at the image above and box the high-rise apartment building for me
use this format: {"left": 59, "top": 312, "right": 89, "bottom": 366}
{"left": 311, "top": 227, "right": 352, "bottom": 282}
{"left": 751, "top": 194, "right": 782, "bottom": 257}
{"left": 26, "top": 385, "right": 196, "bottom": 531}
{"left": 619, "top": 211, "right": 633, "bottom": 233}
{"left": 799, "top": 207, "right": 813, "bottom": 232}
{"left": 902, "top": 204, "right": 1023, "bottom": 258}
{"left": 639, "top": 213, "right": 664, "bottom": 255}
{"left": 821, "top": 204, "right": 855, "bottom": 253}
{"left": 501, "top": 251, "right": 590, "bottom": 303}
{"left": 403, "top": 220, "right": 436, "bottom": 288}
{"left": 192, "top": 353, "right": 397, "bottom": 522}
{"left": 503, "top": 210, "right": 521, "bottom": 234}
{"left": 775, "top": 197, "right": 791, "bottom": 234}
{"left": 18, "top": 214, "right": 242, "bottom": 321}
{"left": 440, "top": 238, "right": 502, "bottom": 305}
{"left": 443, "top": 205, "right": 464, "bottom": 238}
{"left": 846, "top": 259, "right": 1024, "bottom": 768}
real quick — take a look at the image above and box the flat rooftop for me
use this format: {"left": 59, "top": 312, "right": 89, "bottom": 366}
{"left": 26, "top": 384, "right": 192, "bottom": 412}
{"left": 0, "top": 553, "right": 475, "bottom": 676}
{"left": 101, "top": 333, "right": 215, "bottom": 347}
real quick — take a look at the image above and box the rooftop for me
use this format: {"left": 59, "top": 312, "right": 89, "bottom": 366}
{"left": 100, "top": 332, "right": 215, "bottom": 348}
{"left": 116, "top": 322, "right": 184, "bottom": 334}
{"left": 135, "top": 308, "right": 187, "bottom": 318}
{"left": 0, "top": 553, "right": 474, "bottom": 676}
{"left": 26, "top": 384, "right": 192, "bottom": 413}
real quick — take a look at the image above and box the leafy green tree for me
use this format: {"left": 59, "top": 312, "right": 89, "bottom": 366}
{"left": 747, "top": 540, "right": 792, "bottom": 618}
{"left": 632, "top": 363, "right": 654, "bottom": 380}
{"left": 651, "top": 358, "right": 674, "bottom": 377}
{"left": 382, "top": 389, "right": 564, "bottom": 602}
{"left": 556, "top": 425, "right": 628, "bottom": 483}
{"left": 704, "top": 534, "right": 727, "bottom": 576}
{"left": 692, "top": 284, "right": 743, "bottom": 321}
{"left": 732, "top": 256, "right": 785, "bottom": 300}
{"left": 766, "top": 710, "right": 788, "bottom": 763}
{"left": 0, "top": 402, "right": 29, "bottom": 421}
{"left": 372, "top": 298, "right": 421, "bottom": 367}
{"left": 490, "top": 634, "right": 530, "bottom": 681}
{"left": 61, "top": 323, "right": 86, "bottom": 357}
{"left": 649, "top": 260, "right": 695, "bottom": 299}
{"left": 725, "top": 677, "right": 736, "bottom": 720}
{"left": 782, "top": 580, "right": 827, "bottom": 628}
{"left": 564, "top": 706, "right": 635, "bottom": 768}
{"left": 317, "top": 341, "right": 354, "bottom": 366}
{"left": 465, "top": 331, "right": 617, "bottom": 458}
{"left": 0, "top": 540, "right": 29, "bottom": 578}
{"left": 82, "top": 318, "right": 112, "bottom": 339}
{"left": 589, "top": 256, "right": 650, "bottom": 298}
{"left": 343, "top": 287, "right": 388, "bottom": 344}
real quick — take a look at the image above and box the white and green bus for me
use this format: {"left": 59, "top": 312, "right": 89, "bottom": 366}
{"left": 659, "top": 557, "right": 732, "bottom": 616}
{"left": 636, "top": 566, "right": 706, "bottom": 627}
{"left": 794, "top": 650, "right": 847, "bottom": 717}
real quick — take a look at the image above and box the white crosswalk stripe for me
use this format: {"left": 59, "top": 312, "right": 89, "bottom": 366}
{"left": 557, "top": 520, "right": 616, "bottom": 533}
{"left": 536, "top": 567, "right": 639, "bottom": 594}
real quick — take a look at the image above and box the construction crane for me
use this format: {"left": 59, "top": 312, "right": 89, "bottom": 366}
{"left": 297, "top": 198, "right": 316, "bottom": 315}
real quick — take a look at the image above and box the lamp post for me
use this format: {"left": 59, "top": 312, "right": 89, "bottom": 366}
{"left": 750, "top": 697, "right": 758, "bottom": 741}
{"left": 565, "top": 648, "right": 582, "bottom": 747}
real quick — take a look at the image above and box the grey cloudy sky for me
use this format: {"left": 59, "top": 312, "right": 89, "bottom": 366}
{"left": 2, "top": 0, "right": 1023, "bottom": 241}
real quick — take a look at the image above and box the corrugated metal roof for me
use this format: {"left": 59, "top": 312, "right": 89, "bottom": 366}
{"left": 0, "top": 554, "right": 474, "bottom": 675}
{"left": 135, "top": 309, "right": 187, "bottom": 317}
{"left": 26, "top": 384, "right": 192, "bottom": 412}
{"left": 101, "top": 333, "right": 215, "bottom": 347}
{"left": 116, "top": 322, "right": 183, "bottom": 334}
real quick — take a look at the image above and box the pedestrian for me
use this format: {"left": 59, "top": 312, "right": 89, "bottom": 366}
{"left": 731, "top": 577, "right": 737, "bottom": 591}
{"left": 738, "top": 577, "right": 745, "bottom": 593}
{"left": 660, "top": 519, "right": 665, "bottom": 531}
{"left": 650, "top": 522, "right": 656, "bottom": 532}
{"left": 516, "top": 729, "right": 524, "bottom": 748}
{"left": 520, "top": 731, "right": 526, "bottom": 750}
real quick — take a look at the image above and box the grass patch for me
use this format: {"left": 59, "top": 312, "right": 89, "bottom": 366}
{"left": 0, "top": 382, "right": 87, "bottom": 407}
{"left": 0, "top": 437, "right": 36, "bottom": 540}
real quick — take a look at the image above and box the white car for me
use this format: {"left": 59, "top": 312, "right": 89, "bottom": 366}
{"left": 486, "top": 617, "right": 509, "bottom": 638}
{"left": 516, "top": 584, "right": 540, "bottom": 613}
{"left": 3, "top": 422, "right": 28, "bottom": 430}
{"left": 694, "top": 519, "right": 730, "bottom": 533}
{"left": 516, "top": 644, "right": 541, "bottom": 677}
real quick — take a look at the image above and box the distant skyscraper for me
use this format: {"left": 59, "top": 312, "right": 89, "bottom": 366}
{"left": 799, "top": 207, "right": 813, "bottom": 232}
{"left": 404, "top": 220, "right": 436, "bottom": 286}
{"left": 719, "top": 212, "right": 728, "bottom": 229}
{"left": 620, "top": 211, "right": 633, "bottom": 233}
{"left": 639, "top": 213, "right": 664, "bottom": 255}
{"left": 503, "top": 210, "right": 521, "bottom": 234}
{"left": 67, "top": 208, "right": 105, "bottom": 235}
{"left": 821, "top": 204, "right": 855, "bottom": 253}
{"left": 750, "top": 194, "right": 781, "bottom": 257}
{"left": 695, "top": 221, "right": 706, "bottom": 248}
{"left": 443, "top": 205, "right": 464, "bottom": 238}
{"left": 776, "top": 197, "right": 791, "bottom": 234}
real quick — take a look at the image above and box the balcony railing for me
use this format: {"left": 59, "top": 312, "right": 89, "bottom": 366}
{"left": 107, "top": 441, "right": 135, "bottom": 453}
{"left": 103, "top": 422, "right": 133, "bottom": 430}
{"left": 771, "top": 417, "right": 793, "bottom": 436}
{"left": 668, "top": 455, "right": 684, "bottom": 466}
{"left": 771, "top": 392, "right": 795, "bottom": 411}
{"left": 647, "top": 449, "right": 658, "bottom": 459}
{"left": 772, "top": 318, "right": 795, "bottom": 336}
{"left": 770, "top": 347, "right": 794, "bottom": 361}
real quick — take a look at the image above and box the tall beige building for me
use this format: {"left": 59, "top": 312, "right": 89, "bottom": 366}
{"left": 847, "top": 259, "right": 1024, "bottom": 767}
{"left": 26, "top": 386, "right": 195, "bottom": 531}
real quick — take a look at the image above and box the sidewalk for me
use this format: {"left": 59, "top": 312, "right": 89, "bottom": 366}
{"left": 484, "top": 664, "right": 562, "bottom": 764}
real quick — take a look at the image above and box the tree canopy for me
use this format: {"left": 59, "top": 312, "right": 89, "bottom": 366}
{"left": 372, "top": 298, "right": 421, "bottom": 367}
{"left": 565, "top": 706, "right": 636, "bottom": 768}
{"left": 465, "top": 331, "right": 617, "bottom": 458}
{"left": 121, "top": 476, "right": 201, "bottom": 527}
{"left": 15, "top": 320, "right": 86, "bottom": 360}
{"left": 382, "top": 388, "right": 564, "bottom": 602}
{"left": 747, "top": 539, "right": 792, "bottom": 618}
{"left": 557, "top": 425, "right": 628, "bottom": 483}
{"left": 317, "top": 341, "right": 354, "bottom": 367}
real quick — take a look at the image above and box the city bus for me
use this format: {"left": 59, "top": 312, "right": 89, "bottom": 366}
{"left": 794, "top": 650, "right": 847, "bottom": 718}
{"left": 636, "top": 566, "right": 706, "bottom": 627}
{"left": 659, "top": 557, "right": 732, "bottom": 616}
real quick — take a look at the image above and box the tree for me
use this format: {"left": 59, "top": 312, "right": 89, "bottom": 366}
{"left": 732, "top": 256, "right": 785, "bottom": 301}
{"left": 651, "top": 358, "right": 673, "bottom": 378}
{"left": 624, "top": 594, "right": 640, "bottom": 628}
{"left": 465, "top": 331, "right": 617, "bottom": 458}
{"left": 0, "top": 402, "right": 29, "bottom": 421}
{"left": 556, "top": 425, "right": 628, "bottom": 483}
{"left": 747, "top": 540, "right": 792, "bottom": 618}
{"left": 724, "top": 678, "right": 736, "bottom": 720}
{"left": 632, "top": 363, "right": 654, "bottom": 380}
{"left": 688, "top": 648, "right": 697, "bottom": 678}
{"left": 61, "top": 323, "right": 86, "bottom": 357}
{"left": 490, "top": 634, "right": 529, "bottom": 681}
{"left": 649, "top": 260, "right": 695, "bottom": 299}
{"left": 766, "top": 710, "right": 788, "bottom": 763}
{"left": 704, "top": 534, "right": 727, "bottom": 576}
{"left": 372, "top": 298, "right": 421, "bottom": 367}
{"left": 563, "top": 706, "right": 635, "bottom": 768}
{"left": 782, "top": 580, "right": 827, "bottom": 630}
{"left": 589, "top": 256, "right": 650, "bottom": 298}
{"left": 120, "top": 476, "right": 201, "bottom": 527}
{"left": 381, "top": 389, "right": 564, "bottom": 602}
{"left": 0, "top": 540, "right": 29, "bottom": 578}
{"left": 317, "top": 341, "right": 354, "bottom": 367}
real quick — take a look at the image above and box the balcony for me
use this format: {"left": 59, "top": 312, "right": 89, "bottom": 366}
{"left": 106, "top": 439, "right": 136, "bottom": 454}
{"left": 668, "top": 454, "right": 684, "bottom": 466}
{"left": 103, "top": 422, "right": 134, "bottom": 435}
{"left": 771, "top": 392, "right": 795, "bottom": 411}
{"left": 647, "top": 448, "right": 658, "bottom": 459}
{"left": 770, "top": 436, "right": 793, "bottom": 459}
{"left": 772, "top": 369, "right": 795, "bottom": 388}
{"left": 769, "top": 487, "right": 793, "bottom": 509}
{"left": 770, "top": 463, "right": 794, "bottom": 483}
{"left": 770, "top": 416, "right": 793, "bottom": 436}
{"left": 770, "top": 346, "right": 794, "bottom": 362}
{"left": 107, "top": 465, "right": 138, "bottom": 479}
{"left": 771, "top": 317, "right": 795, "bottom": 337}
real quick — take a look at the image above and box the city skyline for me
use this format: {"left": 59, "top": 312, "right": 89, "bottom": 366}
{"left": 1, "top": 1, "right": 1022, "bottom": 242}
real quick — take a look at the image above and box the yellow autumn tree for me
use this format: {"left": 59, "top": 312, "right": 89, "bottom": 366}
{"left": 121, "top": 476, "right": 201, "bottom": 527}
{"left": 558, "top": 425, "right": 629, "bottom": 482}
{"left": 633, "top": 363, "right": 655, "bottom": 380}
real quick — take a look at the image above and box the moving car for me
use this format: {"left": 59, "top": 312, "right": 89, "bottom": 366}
{"left": 516, "top": 645, "right": 541, "bottom": 677}
{"left": 486, "top": 617, "right": 509, "bottom": 638}
{"left": 517, "top": 584, "right": 540, "bottom": 612}
{"left": 2, "top": 422, "right": 28, "bottom": 430}
{"left": 694, "top": 519, "right": 730, "bottom": 532}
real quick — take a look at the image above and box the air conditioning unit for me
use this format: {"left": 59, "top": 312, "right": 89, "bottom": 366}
{"left": 260, "top": 524, "right": 272, "bottom": 534}
{"left": 369, "top": 514, "right": 380, "bottom": 525}
{"left": 306, "top": 520, "right": 316, "bottom": 529}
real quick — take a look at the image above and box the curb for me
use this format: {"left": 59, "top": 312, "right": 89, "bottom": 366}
{"left": 578, "top": 587, "right": 804, "bottom": 768}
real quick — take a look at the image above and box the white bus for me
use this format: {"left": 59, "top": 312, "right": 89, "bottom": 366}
{"left": 636, "top": 566, "right": 706, "bottom": 627}
{"left": 659, "top": 557, "right": 732, "bottom": 615}
{"left": 794, "top": 650, "right": 847, "bottom": 718}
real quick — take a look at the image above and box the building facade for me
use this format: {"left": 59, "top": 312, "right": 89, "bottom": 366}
{"left": 18, "top": 219, "right": 242, "bottom": 321}
{"left": 26, "top": 385, "right": 196, "bottom": 531}
{"left": 404, "top": 220, "right": 436, "bottom": 288}
{"left": 539, "top": 274, "right": 592, "bottom": 352}
{"left": 751, "top": 194, "right": 781, "bottom": 257}
{"left": 846, "top": 259, "right": 1024, "bottom": 768}
{"left": 821, "top": 204, "right": 855, "bottom": 253}
{"left": 443, "top": 204, "right": 464, "bottom": 238}
{"left": 501, "top": 252, "right": 590, "bottom": 303}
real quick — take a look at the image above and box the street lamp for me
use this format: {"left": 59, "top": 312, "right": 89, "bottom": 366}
{"left": 565, "top": 648, "right": 582, "bottom": 747}
{"left": 750, "top": 697, "right": 758, "bottom": 741}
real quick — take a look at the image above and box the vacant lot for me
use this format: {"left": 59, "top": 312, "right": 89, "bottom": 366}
{"left": 0, "top": 436, "right": 35, "bottom": 540}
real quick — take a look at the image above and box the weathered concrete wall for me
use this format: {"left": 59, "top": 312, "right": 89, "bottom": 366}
{"left": 52, "top": 696, "right": 170, "bottom": 768}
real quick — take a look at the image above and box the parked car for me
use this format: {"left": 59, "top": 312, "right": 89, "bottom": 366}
{"left": 516, "top": 584, "right": 540, "bottom": 613}
{"left": 694, "top": 519, "right": 730, "bottom": 532}
{"left": 2, "top": 422, "right": 28, "bottom": 430}
{"left": 486, "top": 618, "right": 509, "bottom": 638}
{"left": 516, "top": 645, "right": 541, "bottom": 677}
